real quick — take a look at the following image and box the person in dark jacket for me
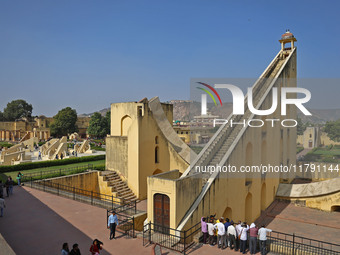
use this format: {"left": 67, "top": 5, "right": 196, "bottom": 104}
{"left": 70, "top": 243, "right": 81, "bottom": 255}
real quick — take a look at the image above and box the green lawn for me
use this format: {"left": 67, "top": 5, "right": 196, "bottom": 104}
{"left": 4, "top": 160, "right": 105, "bottom": 179}
{"left": 312, "top": 149, "right": 340, "bottom": 156}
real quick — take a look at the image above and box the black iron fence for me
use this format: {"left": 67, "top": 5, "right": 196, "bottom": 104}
{"left": 22, "top": 164, "right": 94, "bottom": 182}
{"left": 107, "top": 209, "right": 136, "bottom": 238}
{"left": 268, "top": 230, "right": 340, "bottom": 255}
{"left": 142, "top": 221, "right": 201, "bottom": 255}
{"left": 28, "top": 179, "right": 136, "bottom": 212}
{"left": 142, "top": 222, "right": 340, "bottom": 255}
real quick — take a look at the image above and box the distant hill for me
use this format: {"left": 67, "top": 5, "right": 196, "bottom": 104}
{"left": 297, "top": 109, "right": 340, "bottom": 123}
{"left": 81, "top": 100, "right": 340, "bottom": 124}
{"left": 78, "top": 108, "right": 110, "bottom": 117}
{"left": 169, "top": 100, "right": 340, "bottom": 124}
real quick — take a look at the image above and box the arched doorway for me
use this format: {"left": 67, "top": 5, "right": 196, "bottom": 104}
{"left": 222, "top": 207, "right": 232, "bottom": 220}
{"left": 309, "top": 140, "right": 313, "bottom": 148}
{"left": 154, "top": 193, "right": 170, "bottom": 233}
{"left": 261, "top": 183, "right": 266, "bottom": 211}
{"left": 331, "top": 205, "right": 340, "bottom": 212}
{"left": 121, "top": 115, "right": 132, "bottom": 136}
{"left": 245, "top": 193, "right": 252, "bottom": 223}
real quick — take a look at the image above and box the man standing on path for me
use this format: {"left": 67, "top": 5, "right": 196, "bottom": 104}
{"left": 201, "top": 217, "right": 208, "bottom": 244}
{"left": 108, "top": 211, "right": 119, "bottom": 240}
{"left": 258, "top": 225, "right": 272, "bottom": 255}
{"left": 239, "top": 222, "right": 249, "bottom": 254}
{"left": 214, "top": 217, "right": 227, "bottom": 249}
{"left": 5, "top": 177, "right": 11, "bottom": 197}
{"left": 235, "top": 220, "right": 242, "bottom": 251}
{"left": 224, "top": 218, "right": 231, "bottom": 248}
{"left": 0, "top": 197, "right": 6, "bottom": 217}
{"left": 227, "top": 221, "right": 237, "bottom": 250}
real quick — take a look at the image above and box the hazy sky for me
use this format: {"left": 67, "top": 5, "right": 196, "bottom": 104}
{"left": 1, "top": 0, "right": 339, "bottom": 116}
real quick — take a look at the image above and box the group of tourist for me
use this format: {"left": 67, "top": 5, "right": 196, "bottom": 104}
{"left": 201, "top": 215, "right": 272, "bottom": 255}
{"left": 61, "top": 243, "right": 81, "bottom": 255}
{"left": 0, "top": 172, "right": 24, "bottom": 217}
{"left": 60, "top": 239, "right": 104, "bottom": 255}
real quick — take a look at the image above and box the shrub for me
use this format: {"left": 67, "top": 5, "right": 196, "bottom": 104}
{"left": 0, "top": 142, "right": 13, "bottom": 148}
{"left": 0, "top": 155, "right": 105, "bottom": 173}
{"left": 38, "top": 141, "right": 46, "bottom": 146}
{"left": 92, "top": 164, "right": 105, "bottom": 171}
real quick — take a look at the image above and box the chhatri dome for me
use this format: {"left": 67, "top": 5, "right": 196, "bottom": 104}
{"left": 279, "top": 29, "right": 297, "bottom": 51}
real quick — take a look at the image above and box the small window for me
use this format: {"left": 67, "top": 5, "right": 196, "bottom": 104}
{"left": 309, "top": 134, "right": 312, "bottom": 138}
{"left": 186, "top": 131, "right": 188, "bottom": 134}
{"left": 155, "top": 146, "right": 159, "bottom": 163}
{"left": 138, "top": 106, "right": 143, "bottom": 116}
{"left": 155, "top": 136, "right": 159, "bottom": 144}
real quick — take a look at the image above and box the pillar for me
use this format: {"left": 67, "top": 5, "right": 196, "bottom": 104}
{"left": 5, "top": 131, "right": 10, "bottom": 141}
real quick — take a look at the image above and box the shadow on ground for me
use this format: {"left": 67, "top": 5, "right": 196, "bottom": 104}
{"left": 0, "top": 186, "right": 111, "bottom": 255}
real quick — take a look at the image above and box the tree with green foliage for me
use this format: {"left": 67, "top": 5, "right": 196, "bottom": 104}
{"left": 87, "top": 112, "right": 110, "bottom": 138}
{"left": 3, "top": 99, "right": 33, "bottom": 121}
{"left": 0, "top": 111, "right": 3, "bottom": 121}
{"left": 50, "top": 107, "right": 78, "bottom": 137}
{"left": 324, "top": 119, "right": 340, "bottom": 142}
{"left": 297, "top": 117, "right": 306, "bottom": 135}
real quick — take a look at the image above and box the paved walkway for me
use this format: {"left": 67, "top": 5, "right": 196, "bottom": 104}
{"left": 296, "top": 148, "right": 311, "bottom": 160}
{"left": 1, "top": 187, "right": 339, "bottom": 254}
{"left": 256, "top": 200, "right": 340, "bottom": 244}
{"left": 0, "top": 186, "right": 152, "bottom": 255}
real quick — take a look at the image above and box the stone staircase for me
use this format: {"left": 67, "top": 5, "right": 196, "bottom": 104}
{"left": 188, "top": 56, "right": 286, "bottom": 186}
{"left": 177, "top": 49, "right": 295, "bottom": 232}
{"left": 100, "top": 171, "right": 137, "bottom": 204}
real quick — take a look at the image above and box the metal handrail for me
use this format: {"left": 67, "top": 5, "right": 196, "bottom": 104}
{"left": 22, "top": 164, "right": 94, "bottom": 181}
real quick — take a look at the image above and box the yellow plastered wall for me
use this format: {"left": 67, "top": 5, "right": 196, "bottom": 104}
{"left": 106, "top": 101, "right": 190, "bottom": 200}
{"left": 147, "top": 170, "right": 202, "bottom": 230}
{"left": 150, "top": 49, "right": 298, "bottom": 230}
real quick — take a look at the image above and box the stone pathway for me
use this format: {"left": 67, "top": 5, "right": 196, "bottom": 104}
{"left": 0, "top": 186, "right": 151, "bottom": 255}
{"left": 1, "top": 186, "right": 339, "bottom": 254}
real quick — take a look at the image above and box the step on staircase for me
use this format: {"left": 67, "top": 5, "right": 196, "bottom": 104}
{"left": 100, "top": 171, "right": 138, "bottom": 204}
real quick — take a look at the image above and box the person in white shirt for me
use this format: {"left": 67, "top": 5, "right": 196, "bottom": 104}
{"left": 206, "top": 219, "right": 215, "bottom": 246}
{"left": 239, "top": 222, "right": 249, "bottom": 254}
{"left": 235, "top": 221, "right": 242, "bottom": 251}
{"left": 258, "top": 225, "right": 272, "bottom": 255}
{"left": 227, "top": 221, "right": 237, "bottom": 250}
{"left": 214, "top": 217, "right": 227, "bottom": 249}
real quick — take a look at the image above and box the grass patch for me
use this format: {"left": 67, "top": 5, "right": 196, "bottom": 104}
{"left": 4, "top": 160, "right": 105, "bottom": 181}
{"left": 0, "top": 154, "right": 105, "bottom": 173}
{"left": 303, "top": 146, "right": 340, "bottom": 163}
{"left": 189, "top": 146, "right": 204, "bottom": 155}
{"left": 297, "top": 146, "right": 304, "bottom": 154}
{"left": 312, "top": 149, "right": 340, "bottom": 156}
